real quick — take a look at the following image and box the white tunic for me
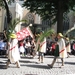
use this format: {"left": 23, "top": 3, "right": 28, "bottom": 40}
{"left": 8, "top": 38, "right": 20, "bottom": 63}
{"left": 58, "top": 38, "right": 67, "bottom": 58}
{"left": 66, "top": 41, "right": 71, "bottom": 53}
{"left": 39, "top": 38, "right": 46, "bottom": 53}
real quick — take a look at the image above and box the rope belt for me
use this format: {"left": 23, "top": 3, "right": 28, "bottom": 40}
{"left": 40, "top": 41, "right": 46, "bottom": 48}
{"left": 59, "top": 43, "right": 70, "bottom": 53}
{"left": 9, "top": 44, "right": 17, "bottom": 51}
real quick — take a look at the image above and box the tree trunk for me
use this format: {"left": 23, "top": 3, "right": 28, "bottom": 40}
{"left": 3, "top": 0, "right": 12, "bottom": 24}
{"left": 3, "top": 0, "right": 12, "bottom": 50}
{"left": 57, "top": 0, "right": 63, "bottom": 34}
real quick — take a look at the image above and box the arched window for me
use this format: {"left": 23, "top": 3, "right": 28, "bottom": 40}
{"left": 25, "top": 12, "right": 34, "bottom": 25}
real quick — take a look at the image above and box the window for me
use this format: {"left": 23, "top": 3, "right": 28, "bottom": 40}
{"left": 63, "top": 13, "right": 69, "bottom": 31}
{"left": 41, "top": 19, "right": 51, "bottom": 31}
{"left": 25, "top": 12, "right": 34, "bottom": 25}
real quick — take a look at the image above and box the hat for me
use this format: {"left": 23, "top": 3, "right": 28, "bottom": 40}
{"left": 66, "top": 38, "right": 69, "bottom": 41}
{"left": 58, "top": 33, "right": 63, "bottom": 37}
{"left": 10, "top": 33, "right": 17, "bottom": 38}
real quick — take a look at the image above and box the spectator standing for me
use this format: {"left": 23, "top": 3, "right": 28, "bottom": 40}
{"left": 25, "top": 39, "right": 31, "bottom": 56}
{"left": 46, "top": 41, "right": 51, "bottom": 55}
{"left": 31, "top": 39, "right": 36, "bottom": 58}
{"left": 71, "top": 41, "right": 75, "bottom": 55}
{"left": 19, "top": 39, "right": 25, "bottom": 56}
{"left": 51, "top": 42, "right": 56, "bottom": 55}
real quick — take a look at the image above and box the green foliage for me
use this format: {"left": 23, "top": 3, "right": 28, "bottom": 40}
{"left": 7, "top": 0, "right": 15, "bottom": 5}
{"left": 0, "top": 0, "right": 16, "bottom": 24}
{"left": 36, "top": 28, "right": 55, "bottom": 51}
{"left": 23, "top": 0, "right": 75, "bottom": 20}
{"left": 6, "top": 18, "right": 27, "bottom": 41}
{"left": 39, "top": 28, "right": 55, "bottom": 42}
{"left": 23, "top": 0, "right": 75, "bottom": 33}
{"left": 23, "top": 1, "right": 56, "bottom": 20}
{"left": 0, "top": 0, "right": 4, "bottom": 8}
{"left": 0, "top": 0, "right": 15, "bottom": 8}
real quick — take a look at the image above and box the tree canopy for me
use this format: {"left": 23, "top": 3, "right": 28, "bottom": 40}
{"left": 23, "top": 0, "right": 75, "bottom": 33}
{"left": 0, "top": 0, "right": 15, "bottom": 24}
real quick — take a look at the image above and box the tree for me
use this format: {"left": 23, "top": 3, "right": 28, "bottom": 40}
{"left": 23, "top": 0, "right": 75, "bottom": 33}
{"left": 0, "top": 0, "right": 15, "bottom": 24}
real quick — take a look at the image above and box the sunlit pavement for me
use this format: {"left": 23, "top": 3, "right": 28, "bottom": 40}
{"left": 0, "top": 55, "right": 75, "bottom": 75}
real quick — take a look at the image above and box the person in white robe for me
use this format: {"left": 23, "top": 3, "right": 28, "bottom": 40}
{"left": 38, "top": 37, "right": 46, "bottom": 63}
{"left": 6, "top": 33, "right": 20, "bottom": 68}
{"left": 65, "top": 37, "right": 71, "bottom": 57}
{"left": 48, "top": 33, "right": 67, "bottom": 68}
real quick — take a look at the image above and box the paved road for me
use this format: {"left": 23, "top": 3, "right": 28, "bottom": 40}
{"left": 0, "top": 55, "right": 75, "bottom": 75}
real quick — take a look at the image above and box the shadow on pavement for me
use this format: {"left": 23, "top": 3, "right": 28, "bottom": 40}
{"left": 0, "top": 64, "right": 7, "bottom": 69}
{"left": 0, "top": 55, "right": 7, "bottom": 58}
{"left": 0, "top": 60, "right": 7, "bottom": 69}
{"left": 44, "top": 55, "right": 54, "bottom": 58}
{"left": 65, "top": 62, "right": 75, "bottom": 65}
{"left": 21, "top": 64, "right": 50, "bottom": 69}
{"left": 21, "top": 56, "right": 34, "bottom": 59}
{"left": 20, "top": 60, "right": 37, "bottom": 64}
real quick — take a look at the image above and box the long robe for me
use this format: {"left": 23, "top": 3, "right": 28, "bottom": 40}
{"left": 58, "top": 38, "right": 67, "bottom": 58}
{"left": 8, "top": 38, "right": 20, "bottom": 63}
{"left": 66, "top": 41, "right": 71, "bottom": 53}
{"left": 39, "top": 38, "right": 46, "bottom": 53}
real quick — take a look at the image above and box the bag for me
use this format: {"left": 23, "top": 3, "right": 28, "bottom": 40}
{"left": 54, "top": 44, "right": 59, "bottom": 56}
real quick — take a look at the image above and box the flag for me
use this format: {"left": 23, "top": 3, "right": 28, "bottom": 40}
{"left": 16, "top": 27, "right": 34, "bottom": 41}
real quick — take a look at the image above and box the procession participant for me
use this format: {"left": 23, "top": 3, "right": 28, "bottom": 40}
{"left": 48, "top": 33, "right": 67, "bottom": 68}
{"left": 6, "top": 33, "right": 20, "bottom": 68}
{"left": 38, "top": 37, "right": 46, "bottom": 63}
{"left": 65, "top": 37, "right": 71, "bottom": 57}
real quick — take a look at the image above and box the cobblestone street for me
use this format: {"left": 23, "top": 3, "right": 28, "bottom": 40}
{"left": 0, "top": 55, "right": 75, "bottom": 75}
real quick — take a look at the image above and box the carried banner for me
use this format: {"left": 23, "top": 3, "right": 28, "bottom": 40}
{"left": 16, "top": 27, "right": 33, "bottom": 41}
